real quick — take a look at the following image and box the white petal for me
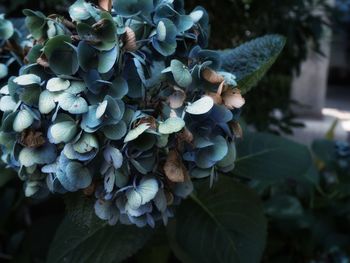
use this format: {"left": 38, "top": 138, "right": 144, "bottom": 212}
{"left": 0, "top": 96, "right": 17, "bottom": 112}
{"left": 39, "top": 90, "right": 56, "bottom": 114}
{"left": 186, "top": 96, "right": 214, "bottom": 115}
{"left": 47, "top": 78, "right": 70, "bottom": 92}
{"left": 13, "top": 109, "right": 34, "bottom": 132}
{"left": 14, "top": 74, "right": 41, "bottom": 86}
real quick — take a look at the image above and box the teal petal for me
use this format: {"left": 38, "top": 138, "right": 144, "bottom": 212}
{"left": 126, "top": 176, "right": 158, "bottom": 210}
{"left": 103, "top": 146, "right": 123, "bottom": 169}
{"left": 96, "top": 100, "right": 108, "bottom": 119}
{"left": 69, "top": 0, "right": 92, "bottom": 21}
{"left": 158, "top": 117, "right": 185, "bottom": 135}
{"left": 114, "top": 0, "right": 153, "bottom": 17}
{"left": 0, "top": 63, "right": 8, "bottom": 79}
{"left": 66, "top": 81, "right": 86, "bottom": 94}
{"left": 39, "top": 90, "right": 57, "bottom": 114}
{"left": 101, "top": 121, "right": 127, "bottom": 141}
{"left": 124, "top": 123, "right": 150, "bottom": 143}
{"left": 186, "top": 96, "right": 214, "bottom": 115}
{"left": 46, "top": 78, "right": 70, "bottom": 92}
{"left": 58, "top": 92, "right": 88, "bottom": 114}
{"left": 73, "top": 133, "right": 98, "bottom": 154}
{"left": 65, "top": 161, "right": 92, "bottom": 189}
{"left": 13, "top": 74, "right": 41, "bottom": 86}
{"left": 0, "top": 17, "right": 14, "bottom": 40}
{"left": 0, "top": 96, "right": 17, "bottom": 112}
{"left": 19, "top": 144, "right": 57, "bottom": 167}
{"left": 13, "top": 109, "right": 34, "bottom": 132}
{"left": 169, "top": 60, "right": 192, "bottom": 87}
{"left": 98, "top": 46, "right": 119, "bottom": 74}
{"left": 49, "top": 121, "right": 77, "bottom": 144}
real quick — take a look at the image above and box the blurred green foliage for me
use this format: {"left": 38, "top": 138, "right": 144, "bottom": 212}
{"left": 186, "top": 0, "right": 333, "bottom": 134}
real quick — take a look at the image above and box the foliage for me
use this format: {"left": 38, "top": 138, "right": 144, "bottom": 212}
{"left": 186, "top": 0, "right": 334, "bottom": 134}
{"left": 1, "top": 1, "right": 344, "bottom": 263}
{"left": 0, "top": 0, "right": 297, "bottom": 262}
{"left": 261, "top": 138, "right": 350, "bottom": 262}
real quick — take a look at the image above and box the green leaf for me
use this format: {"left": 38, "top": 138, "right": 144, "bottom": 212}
{"left": 219, "top": 35, "right": 286, "bottom": 94}
{"left": 171, "top": 177, "right": 267, "bottom": 263}
{"left": 233, "top": 132, "right": 313, "bottom": 183}
{"left": 0, "top": 167, "right": 16, "bottom": 187}
{"left": 312, "top": 139, "right": 336, "bottom": 164}
{"left": 47, "top": 216, "right": 154, "bottom": 263}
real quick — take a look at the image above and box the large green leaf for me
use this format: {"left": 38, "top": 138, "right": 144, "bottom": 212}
{"left": 312, "top": 139, "right": 336, "bottom": 164}
{"left": 171, "top": 177, "right": 267, "bottom": 263}
{"left": 219, "top": 35, "right": 286, "bottom": 94}
{"left": 233, "top": 132, "right": 313, "bottom": 183}
{"left": 47, "top": 216, "right": 153, "bottom": 263}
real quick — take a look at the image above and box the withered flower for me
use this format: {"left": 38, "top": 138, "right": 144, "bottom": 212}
{"left": 164, "top": 150, "right": 187, "bottom": 183}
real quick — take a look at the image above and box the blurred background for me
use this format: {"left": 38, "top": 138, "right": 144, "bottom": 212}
{"left": 0, "top": 0, "right": 349, "bottom": 143}
{"left": 1, "top": 0, "right": 350, "bottom": 262}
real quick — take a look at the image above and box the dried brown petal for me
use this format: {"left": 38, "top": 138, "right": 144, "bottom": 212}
{"left": 37, "top": 57, "right": 50, "bottom": 68}
{"left": 83, "top": 182, "right": 96, "bottom": 196}
{"left": 165, "top": 190, "right": 174, "bottom": 205}
{"left": 168, "top": 87, "right": 186, "bottom": 109}
{"left": 98, "top": 0, "right": 112, "bottom": 11}
{"left": 230, "top": 121, "right": 243, "bottom": 138}
{"left": 201, "top": 68, "right": 225, "bottom": 84}
{"left": 137, "top": 116, "right": 157, "bottom": 130}
{"left": 164, "top": 150, "right": 186, "bottom": 183}
{"left": 222, "top": 90, "right": 245, "bottom": 110}
{"left": 20, "top": 129, "right": 46, "bottom": 148}
{"left": 177, "top": 128, "right": 194, "bottom": 143}
{"left": 124, "top": 27, "right": 137, "bottom": 52}
{"left": 92, "top": 19, "right": 108, "bottom": 30}
{"left": 206, "top": 92, "right": 223, "bottom": 104}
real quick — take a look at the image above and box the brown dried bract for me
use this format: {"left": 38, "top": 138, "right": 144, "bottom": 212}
{"left": 165, "top": 190, "right": 174, "bottom": 205}
{"left": 124, "top": 27, "right": 137, "bottom": 52}
{"left": 92, "top": 19, "right": 108, "bottom": 30}
{"left": 164, "top": 150, "right": 187, "bottom": 183}
{"left": 83, "top": 182, "right": 96, "bottom": 196}
{"left": 20, "top": 129, "right": 46, "bottom": 148}
{"left": 177, "top": 127, "right": 194, "bottom": 144}
{"left": 98, "top": 0, "right": 112, "bottom": 11}
{"left": 137, "top": 116, "right": 157, "bottom": 130}
{"left": 37, "top": 56, "right": 50, "bottom": 68}
{"left": 202, "top": 68, "right": 225, "bottom": 84}
{"left": 230, "top": 121, "right": 243, "bottom": 138}
{"left": 168, "top": 87, "right": 186, "bottom": 109}
{"left": 222, "top": 89, "right": 245, "bottom": 110}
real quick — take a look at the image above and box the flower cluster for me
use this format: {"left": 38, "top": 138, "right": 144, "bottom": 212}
{"left": 0, "top": 0, "right": 245, "bottom": 227}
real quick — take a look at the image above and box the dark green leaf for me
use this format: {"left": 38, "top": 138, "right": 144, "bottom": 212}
{"left": 233, "top": 132, "right": 313, "bottom": 183}
{"left": 47, "top": 216, "right": 154, "bottom": 263}
{"left": 219, "top": 35, "right": 286, "bottom": 94}
{"left": 171, "top": 177, "right": 267, "bottom": 263}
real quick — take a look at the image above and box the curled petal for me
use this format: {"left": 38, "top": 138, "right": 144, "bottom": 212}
{"left": 222, "top": 90, "right": 245, "bottom": 110}
{"left": 201, "top": 68, "right": 225, "bottom": 84}
{"left": 124, "top": 27, "right": 137, "bottom": 52}
{"left": 168, "top": 87, "right": 186, "bottom": 109}
{"left": 164, "top": 150, "right": 187, "bottom": 183}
